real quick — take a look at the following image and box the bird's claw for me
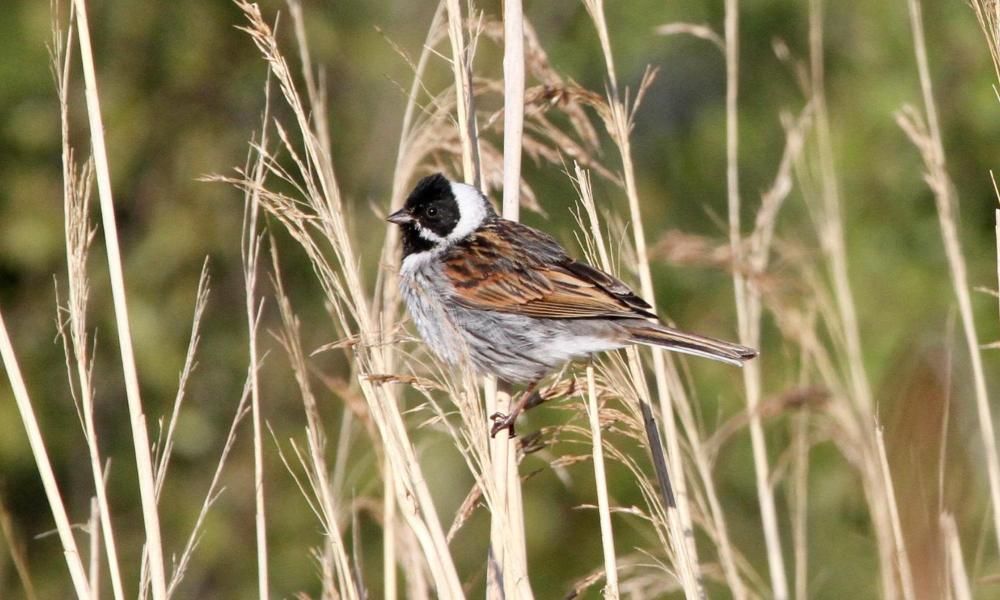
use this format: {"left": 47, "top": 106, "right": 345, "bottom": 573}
{"left": 489, "top": 412, "right": 517, "bottom": 438}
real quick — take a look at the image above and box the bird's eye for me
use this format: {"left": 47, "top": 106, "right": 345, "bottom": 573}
{"left": 426, "top": 206, "right": 438, "bottom": 217}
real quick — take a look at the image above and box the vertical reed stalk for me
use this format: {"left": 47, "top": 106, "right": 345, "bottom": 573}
{"left": 271, "top": 245, "right": 358, "bottom": 599}
{"left": 383, "top": 465, "right": 397, "bottom": 600}
{"left": 904, "top": 0, "right": 1000, "bottom": 558}
{"left": 52, "top": 8, "right": 126, "bottom": 596}
{"left": 585, "top": 360, "right": 619, "bottom": 598}
{"left": 724, "top": 0, "right": 788, "bottom": 596}
{"left": 791, "top": 409, "right": 809, "bottom": 600}
{"left": 0, "top": 496, "right": 39, "bottom": 600}
{"left": 806, "top": 3, "right": 900, "bottom": 595}
{"left": 374, "top": 6, "right": 444, "bottom": 597}
{"left": 582, "top": 2, "right": 705, "bottom": 595}
{"left": 242, "top": 137, "right": 269, "bottom": 600}
{"left": 232, "top": 5, "right": 463, "bottom": 595}
{"left": 71, "top": 0, "right": 166, "bottom": 596}
{"left": 441, "top": 0, "right": 532, "bottom": 595}
{"left": 445, "top": 0, "right": 480, "bottom": 187}
{"left": 501, "top": 0, "right": 525, "bottom": 212}
{"left": 808, "top": 0, "right": 873, "bottom": 417}
{"left": 486, "top": 0, "right": 533, "bottom": 597}
{"left": 941, "top": 514, "right": 972, "bottom": 600}
{"left": 572, "top": 164, "right": 699, "bottom": 599}
{"left": 875, "top": 425, "right": 915, "bottom": 600}
{"left": 87, "top": 498, "right": 101, "bottom": 598}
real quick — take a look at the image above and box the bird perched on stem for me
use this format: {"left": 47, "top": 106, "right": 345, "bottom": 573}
{"left": 388, "top": 173, "right": 756, "bottom": 437}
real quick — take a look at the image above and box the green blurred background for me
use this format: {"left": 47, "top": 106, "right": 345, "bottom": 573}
{"left": 1, "top": 0, "right": 999, "bottom": 597}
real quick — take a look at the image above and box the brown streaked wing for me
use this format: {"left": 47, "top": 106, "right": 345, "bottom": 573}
{"left": 562, "top": 260, "right": 654, "bottom": 315}
{"left": 441, "top": 221, "right": 656, "bottom": 320}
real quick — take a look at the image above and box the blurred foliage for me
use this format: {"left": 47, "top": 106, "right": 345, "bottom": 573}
{"left": 0, "top": 0, "right": 999, "bottom": 598}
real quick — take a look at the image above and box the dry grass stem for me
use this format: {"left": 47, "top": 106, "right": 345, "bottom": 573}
{"left": 1, "top": 487, "right": 40, "bottom": 599}
{"left": 971, "top": 0, "right": 1000, "bottom": 92}
{"left": 242, "top": 73, "right": 271, "bottom": 600}
{"left": 585, "top": 360, "right": 619, "bottom": 598}
{"left": 582, "top": 3, "right": 708, "bottom": 596}
{"left": 724, "top": 0, "right": 788, "bottom": 596}
{"left": 902, "top": 0, "right": 1000, "bottom": 558}
{"left": 0, "top": 309, "right": 92, "bottom": 598}
{"left": 570, "top": 164, "right": 701, "bottom": 598}
{"left": 153, "top": 263, "right": 211, "bottom": 496}
{"left": 654, "top": 23, "right": 724, "bottom": 52}
{"left": 166, "top": 375, "right": 253, "bottom": 597}
{"left": 71, "top": 0, "right": 167, "bottom": 595}
{"left": 271, "top": 246, "right": 359, "bottom": 599}
{"left": 230, "top": 3, "right": 463, "bottom": 595}
{"left": 874, "top": 424, "right": 916, "bottom": 600}
{"left": 791, "top": 408, "right": 809, "bottom": 600}
{"left": 445, "top": 0, "right": 481, "bottom": 186}
{"left": 808, "top": 0, "right": 873, "bottom": 418}
{"left": 372, "top": 7, "right": 448, "bottom": 597}
{"left": 502, "top": 0, "right": 525, "bottom": 219}
{"left": 941, "top": 513, "right": 972, "bottom": 600}
{"left": 798, "top": 3, "right": 903, "bottom": 595}
{"left": 51, "top": 5, "right": 127, "bottom": 597}
{"left": 485, "top": 0, "right": 533, "bottom": 597}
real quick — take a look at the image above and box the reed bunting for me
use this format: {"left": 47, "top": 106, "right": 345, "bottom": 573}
{"left": 388, "top": 173, "right": 757, "bottom": 437}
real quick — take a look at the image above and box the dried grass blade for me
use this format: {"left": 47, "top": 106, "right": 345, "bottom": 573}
{"left": 905, "top": 0, "right": 1000, "bottom": 559}
{"left": 71, "top": 0, "right": 167, "bottom": 595}
{"left": 0, "top": 310, "right": 92, "bottom": 598}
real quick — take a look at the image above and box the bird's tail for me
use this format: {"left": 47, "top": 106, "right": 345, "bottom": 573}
{"left": 625, "top": 321, "right": 758, "bottom": 367}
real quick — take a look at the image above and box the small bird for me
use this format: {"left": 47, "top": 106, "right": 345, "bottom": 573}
{"left": 388, "top": 173, "right": 757, "bottom": 437}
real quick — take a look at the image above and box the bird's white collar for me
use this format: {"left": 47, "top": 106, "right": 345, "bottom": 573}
{"left": 447, "top": 182, "right": 488, "bottom": 242}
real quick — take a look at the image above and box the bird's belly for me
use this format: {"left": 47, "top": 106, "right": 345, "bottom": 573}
{"left": 400, "top": 270, "right": 625, "bottom": 383}
{"left": 447, "top": 308, "right": 625, "bottom": 383}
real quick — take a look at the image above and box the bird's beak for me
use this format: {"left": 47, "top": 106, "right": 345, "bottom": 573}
{"left": 386, "top": 208, "right": 414, "bottom": 225}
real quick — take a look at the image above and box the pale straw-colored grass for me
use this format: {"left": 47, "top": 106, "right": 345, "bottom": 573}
{"left": 270, "top": 248, "right": 357, "bottom": 599}
{"left": 570, "top": 164, "right": 701, "bottom": 597}
{"left": 71, "top": 0, "right": 168, "bottom": 595}
{"left": 166, "top": 374, "right": 251, "bottom": 597}
{"left": 582, "top": 2, "right": 705, "bottom": 596}
{"left": 875, "top": 424, "right": 916, "bottom": 600}
{"left": 5, "top": 4, "right": 244, "bottom": 598}
{"left": 226, "top": 2, "right": 464, "bottom": 596}
{"left": 584, "top": 359, "right": 619, "bottom": 597}
{"left": 240, "top": 68, "right": 271, "bottom": 600}
{"left": 722, "top": 0, "right": 789, "bottom": 595}
{"left": 0, "top": 311, "right": 91, "bottom": 598}
{"left": 51, "top": 5, "right": 125, "bottom": 597}
{"left": 941, "top": 513, "right": 973, "bottom": 600}
{"left": 903, "top": 0, "right": 1000, "bottom": 568}
{"left": 490, "top": 0, "right": 532, "bottom": 596}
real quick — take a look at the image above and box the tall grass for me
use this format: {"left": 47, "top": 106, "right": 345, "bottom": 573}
{"left": 72, "top": 0, "right": 166, "bottom": 595}
{"left": 2, "top": 0, "right": 999, "bottom": 598}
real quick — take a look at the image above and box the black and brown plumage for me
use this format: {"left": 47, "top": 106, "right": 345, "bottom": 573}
{"left": 389, "top": 173, "right": 757, "bottom": 436}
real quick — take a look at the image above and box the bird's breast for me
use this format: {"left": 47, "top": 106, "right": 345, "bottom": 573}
{"left": 399, "top": 261, "right": 467, "bottom": 367}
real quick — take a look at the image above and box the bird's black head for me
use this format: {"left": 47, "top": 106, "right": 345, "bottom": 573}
{"left": 388, "top": 173, "right": 493, "bottom": 256}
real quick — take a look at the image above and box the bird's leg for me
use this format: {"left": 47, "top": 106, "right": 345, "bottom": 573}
{"left": 489, "top": 379, "right": 542, "bottom": 438}
{"left": 523, "top": 387, "right": 545, "bottom": 411}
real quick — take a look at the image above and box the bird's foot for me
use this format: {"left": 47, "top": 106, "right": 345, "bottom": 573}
{"left": 489, "top": 412, "right": 518, "bottom": 438}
